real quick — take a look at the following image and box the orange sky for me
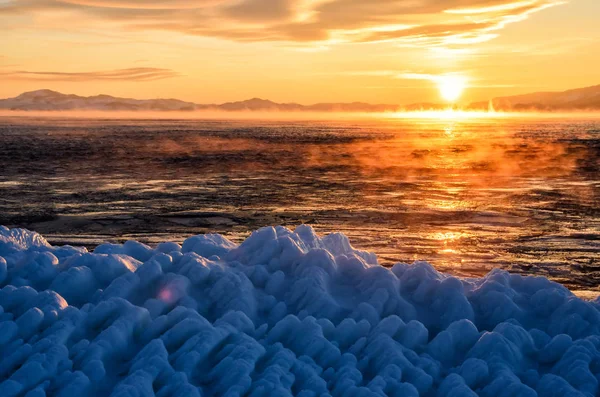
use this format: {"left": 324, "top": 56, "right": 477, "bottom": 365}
{"left": 0, "top": 0, "right": 598, "bottom": 104}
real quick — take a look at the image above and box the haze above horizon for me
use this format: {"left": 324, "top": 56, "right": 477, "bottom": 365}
{"left": 1, "top": 0, "right": 599, "bottom": 104}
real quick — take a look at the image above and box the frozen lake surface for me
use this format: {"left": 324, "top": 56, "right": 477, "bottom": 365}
{"left": 0, "top": 116, "right": 598, "bottom": 295}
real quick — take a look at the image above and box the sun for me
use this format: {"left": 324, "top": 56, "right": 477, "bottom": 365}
{"left": 437, "top": 75, "right": 467, "bottom": 102}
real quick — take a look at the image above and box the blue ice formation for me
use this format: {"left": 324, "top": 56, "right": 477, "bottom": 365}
{"left": 0, "top": 224, "right": 599, "bottom": 396}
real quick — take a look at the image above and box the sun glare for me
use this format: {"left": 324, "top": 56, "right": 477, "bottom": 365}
{"left": 437, "top": 76, "right": 467, "bottom": 102}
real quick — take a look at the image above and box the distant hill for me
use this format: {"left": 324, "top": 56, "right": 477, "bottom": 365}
{"left": 0, "top": 90, "right": 404, "bottom": 112}
{"left": 1, "top": 85, "right": 599, "bottom": 112}
{"left": 468, "top": 84, "right": 600, "bottom": 111}
{"left": 0, "top": 89, "right": 198, "bottom": 111}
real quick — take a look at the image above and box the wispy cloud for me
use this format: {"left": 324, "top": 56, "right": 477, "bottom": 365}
{"left": 0, "top": 67, "right": 179, "bottom": 81}
{"left": 0, "top": 0, "right": 566, "bottom": 48}
{"left": 399, "top": 73, "right": 469, "bottom": 92}
{"left": 398, "top": 72, "right": 530, "bottom": 89}
{"left": 338, "top": 70, "right": 403, "bottom": 77}
{"left": 324, "top": 69, "right": 524, "bottom": 89}
{"left": 0, "top": 55, "right": 22, "bottom": 69}
{"left": 400, "top": 72, "right": 451, "bottom": 82}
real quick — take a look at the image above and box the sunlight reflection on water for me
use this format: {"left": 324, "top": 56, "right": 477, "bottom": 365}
{"left": 0, "top": 116, "right": 598, "bottom": 294}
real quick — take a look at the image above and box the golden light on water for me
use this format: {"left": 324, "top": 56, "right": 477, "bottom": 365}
{"left": 388, "top": 109, "right": 505, "bottom": 120}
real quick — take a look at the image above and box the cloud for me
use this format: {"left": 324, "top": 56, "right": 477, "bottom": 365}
{"left": 339, "top": 70, "right": 404, "bottom": 77}
{"left": 223, "top": 0, "right": 295, "bottom": 22}
{"left": 0, "top": 0, "right": 566, "bottom": 47}
{"left": 400, "top": 72, "right": 469, "bottom": 87}
{"left": 401, "top": 72, "right": 451, "bottom": 81}
{"left": 0, "top": 67, "right": 178, "bottom": 81}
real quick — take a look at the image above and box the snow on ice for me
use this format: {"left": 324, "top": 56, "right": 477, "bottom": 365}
{"left": 0, "top": 224, "right": 599, "bottom": 396}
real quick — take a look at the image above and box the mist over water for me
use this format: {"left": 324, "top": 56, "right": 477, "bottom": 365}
{"left": 0, "top": 116, "right": 598, "bottom": 295}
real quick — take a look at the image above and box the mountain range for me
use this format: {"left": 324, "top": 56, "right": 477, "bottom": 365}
{"left": 468, "top": 84, "right": 600, "bottom": 111}
{"left": 1, "top": 84, "right": 599, "bottom": 112}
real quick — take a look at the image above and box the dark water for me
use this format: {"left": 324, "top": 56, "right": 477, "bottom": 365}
{"left": 0, "top": 116, "right": 598, "bottom": 296}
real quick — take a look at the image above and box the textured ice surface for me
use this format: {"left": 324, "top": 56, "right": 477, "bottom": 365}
{"left": 0, "top": 224, "right": 599, "bottom": 396}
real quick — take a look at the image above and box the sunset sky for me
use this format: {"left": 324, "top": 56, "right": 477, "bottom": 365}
{"left": 1, "top": 0, "right": 598, "bottom": 104}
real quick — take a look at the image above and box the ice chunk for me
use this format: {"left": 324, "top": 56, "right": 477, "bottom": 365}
{"left": 0, "top": 225, "right": 598, "bottom": 396}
